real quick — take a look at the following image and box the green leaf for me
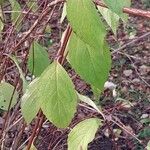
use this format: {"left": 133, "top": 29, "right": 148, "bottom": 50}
{"left": 77, "top": 93, "right": 105, "bottom": 119}
{"left": 30, "top": 144, "right": 37, "bottom": 150}
{"left": 27, "top": 1, "right": 38, "bottom": 12}
{"left": 0, "top": 82, "right": 18, "bottom": 110}
{"left": 40, "top": 61, "right": 77, "bottom": 128}
{"left": 91, "top": 86, "right": 101, "bottom": 100}
{"left": 21, "top": 78, "right": 40, "bottom": 124}
{"left": 0, "top": 20, "right": 3, "bottom": 40}
{"left": 0, "top": 7, "right": 4, "bottom": 32}
{"left": 67, "top": 0, "right": 111, "bottom": 91}
{"left": 138, "top": 127, "right": 150, "bottom": 138}
{"left": 68, "top": 33, "right": 111, "bottom": 90}
{"left": 77, "top": 93, "right": 101, "bottom": 113}
{"left": 68, "top": 118, "right": 101, "bottom": 150}
{"left": 10, "top": 0, "right": 22, "bottom": 26}
{"left": 98, "top": 6, "right": 120, "bottom": 34}
{"left": 45, "top": 25, "right": 51, "bottom": 33}
{"left": 28, "top": 42, "right": 50, "bottom": 77}
{"left": 140, "top": 118, "right": 150, "bottom": 124}
{"left": 0, "top": 19, "right": 3, "bottom": 35}
{"left": 147, "top": 141, "right": 150, "bottom": 150}
{"left": 0, "top": 6, "right": 4, "bottom": 39}
{"left": 67, "top": 0, "right": 106, "bottom": 50}
{"left": 0, "top": 0, "right": 4, "bottom": 5}
{"left": 8, "top": 55, "right": 28, "bottom": 92}
{"left": 22, "top": 61, "right": 77, "bottom": 128}
{"left": 60, "top": 3, "right": 67, "bottom": 23}
{"left": 103, "top": 0, "right": 131, "bottom": 22}
{"left": 23, "top": 144, "right": 37, "bottom": 150}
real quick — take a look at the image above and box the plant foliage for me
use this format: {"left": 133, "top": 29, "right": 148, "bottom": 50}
{"left": 0, "top": 82, "right": 18, "bottom": 110}
{"left": 22, "top": 61, "right": 77, "bottom": 128}
{"left": 0, "top": 0, "right": 134, "bottom": 149}
{"left": 68, "top": 118, "right": 101, "bottom": 150}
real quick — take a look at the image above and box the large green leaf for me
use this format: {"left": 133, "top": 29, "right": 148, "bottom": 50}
{"left": 21, "top": 61, "right": 77, "bottom": 128}
{"left": 103, "top": 0, "right": 131, "bottom": 21}
{"left": 40, "top": 61, "right": 77, "bottom": 128}
{"left": 68, "top": 118, "right": 101, "bottom": 150}
{"left": 67, "top": 0, "right": 111, "bottom": 90}
{"left": 28, "top": 42, "right": 50, "bottom": 77}
{"left": 68, "top": 33, "right": 111, "bottom": 90}
{"left": 98, "top": 6, "right": 120, "bottom": 34}
{"left": 0, "top": 82, "right": 18, "bottom": 110}
{"left": 21, "top": 78, "right": 40, "bottom": 124}
{"left": 67, "top": 0, "right": 106, "bottom": 50}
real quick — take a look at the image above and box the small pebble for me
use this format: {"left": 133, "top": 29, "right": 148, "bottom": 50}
{"left": 123, "top": 69, "right": 133, "bottom": 77}
{"left": 141, "top": 114, "right": 149, "bottom": 119}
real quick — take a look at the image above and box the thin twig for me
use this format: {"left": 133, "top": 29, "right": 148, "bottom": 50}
{"left": 0, "top": 77, "right": 19, "bottom": 149}
{"left": 79, "top": 103, "right": 106, "bottom": 120}
{"left": 110, "top": 115, "right": 143, "bottom": 144}
{"left": 94, "top": 0, "right": 150, "bottom": 19}
{"left": 26, "top": 110, "right": 43, "bottom": 150}
{"left": 80, "top": 103, "right": 143, "bottom": 145}
{"left": 11, "top": 122, "right": 26, "bottom": 150}
{"left": 12, "top": 0, "right": 63, "bottom": 52}
{"left": 5, "top": 116, "right": 23, "bottom": 132}
{"left": 120, "top": 52, "right": 150, "bottom": 87}
{"left": 112, "top": 31, "right": 150, "bottom": 54}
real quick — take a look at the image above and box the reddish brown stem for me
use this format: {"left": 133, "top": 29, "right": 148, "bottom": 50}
{"left": 123, "top": 7, "right": 150, "bottom": 19}
{"left": 56, "top": 25, "right": 72, "bottom": 64}
{"left": 26, "top": 110, "right": 44, "bottom": 150}
{"left": 94, "top": 0, "right": 150, "bottom": 19}
{"left": 12, "top": 122, "right": 26, "bottom": 150}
